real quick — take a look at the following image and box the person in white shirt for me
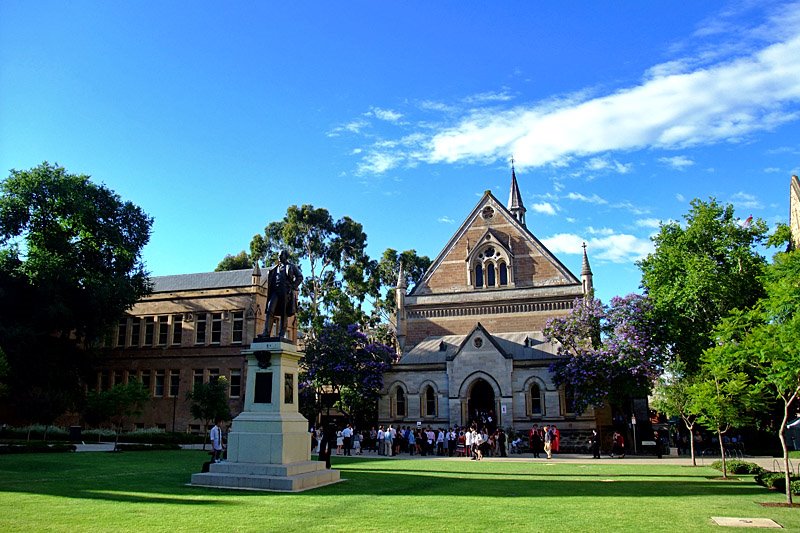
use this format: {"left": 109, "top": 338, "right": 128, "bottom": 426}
{"left": 209, "top": 418, "right": 225, "bottom": 463}
{"left": 377, "top": 426, "right": 385, "bottom": 455}
{"left": 384, "top": 425, "right": 394, "bottom": 456}
{"left": 342, "top": 424, "right": 353, "bottom": 456}
{"left": 465, "top": 426, "right": 474, "bottom": 459}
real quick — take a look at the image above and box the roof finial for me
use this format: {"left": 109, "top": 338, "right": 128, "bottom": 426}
{"left": 581, "top": 242, "right": 593, "bottom": 276}
{"left": 508, "top": 158, "right": 526, "bottom": 227}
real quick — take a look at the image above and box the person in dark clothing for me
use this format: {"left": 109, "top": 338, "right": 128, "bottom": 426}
{"left": 498, "top": 429, "right": 507, "bottom": 457}
{"left": 589, "top": 429, "right": 601, "bottom": 458}
{"left": 318, "top": 423, "right": 337, "bottom": 469}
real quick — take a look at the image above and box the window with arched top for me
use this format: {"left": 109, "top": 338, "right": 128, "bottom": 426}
{"left": 530, "top": 383, "right": 543, "bottom": 415}
{"left": 422, "top": 385, "right": 437, "bottom": 417}
{"left": 563, "top": 385, "right": 576, "bottom": 415}
{"left": 469, "top": 239, "right": 514, "bottom": 290}
{"left": 396, "top": 388, "right": 406, "bottom": 417}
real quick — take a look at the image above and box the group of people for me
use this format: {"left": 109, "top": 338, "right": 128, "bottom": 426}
{"left": 525, "top": 424, "right": 561, "bottom": 459}
{"left": 311, "top": 424, "right": 511, "bottom": 460}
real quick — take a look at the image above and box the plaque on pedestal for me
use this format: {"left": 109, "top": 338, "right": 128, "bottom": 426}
{"left": 191, "top": 340, "right": 340, "bottom": 492}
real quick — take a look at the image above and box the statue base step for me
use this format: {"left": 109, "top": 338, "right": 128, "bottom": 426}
{"left": 191, "top": 460, "right": 340, "bottom": 492}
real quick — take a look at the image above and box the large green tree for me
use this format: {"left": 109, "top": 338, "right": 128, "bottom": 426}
{"left": 709, "top": 249, "right": 800, "bottom": 503}
{"left": 215, "top": 251, "right": 252, "bottom": 271}
{"left": 690, "top": 342, "right": 760, "bottom": 479}
{"left": 249, "top": 205, "right": 370, "bottom": 334}
{"left": 83, "top": 380, "right": 150, "bottom": 450}
{"left": 186, "top": 377, "right": 231, "bottom": 450}
{"left": 651, "top": 360, "right": 700, "bottom": 465}
{"left": 638, "top": 198, "right": 768, "bottom": 372}
{"left": 0, "top": 162, "right": 152, "bottom": 423}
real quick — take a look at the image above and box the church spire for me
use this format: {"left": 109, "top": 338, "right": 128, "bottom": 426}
{"left": 508, "top": 158, "right": 526, "bottom": 227}
{"left": 581, "top": 242, "right": 594, "bottom": 297}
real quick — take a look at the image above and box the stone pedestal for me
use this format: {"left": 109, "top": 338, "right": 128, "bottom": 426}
{"left": 191, "top": 340, "right": 340, "bottom": 492}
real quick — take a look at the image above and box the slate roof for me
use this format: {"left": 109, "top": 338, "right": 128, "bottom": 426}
{"left": 397, "top": 330, "right": 557, "bottom": 365}
{"left": 151, "top": 269, "right": 256, "bottom": 292}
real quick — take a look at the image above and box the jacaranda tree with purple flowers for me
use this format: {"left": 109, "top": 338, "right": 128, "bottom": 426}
{"left": 301, "top": 323, "right": 395, "bottom": 426}
{"left": 544, "top": 294, "right": 667, "bottom": 416}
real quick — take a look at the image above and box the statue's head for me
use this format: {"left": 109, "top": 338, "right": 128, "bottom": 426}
{"left": 279, "top": 250, "right": 289, "bottom": 263}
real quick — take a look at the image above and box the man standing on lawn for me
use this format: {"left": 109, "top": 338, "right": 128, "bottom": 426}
{"left": 342, "top": 424, "right": 353, "bottom": 456}
{"left": 543, "top": 425, "right": 553, "bottom": 459}
{"left": 210, "top": 418, "right": 225, "bottom": 463}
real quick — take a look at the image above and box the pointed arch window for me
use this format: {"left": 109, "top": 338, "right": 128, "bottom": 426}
{"left": 396, "top": 388, "right": 406, "bottom": 418}
{"left": 530, "top": 383, "right": 542, "bottom": 415}
{"left": 475, "top": 263, "right": 484, "bottom": 288}
{"left": 422, "top": 385, "right": 437, "bottom": 417}
{"left": 469, "top": 239, "right": 514, "bottom": 290}
{"left": 499, "top": 263, "right": 508, "bottom": 286}
{"left": 486, "top": 263, "right": 495, "bottom": 287}
{"left": 563, "top": 385, "right": 577, "bottom": 415}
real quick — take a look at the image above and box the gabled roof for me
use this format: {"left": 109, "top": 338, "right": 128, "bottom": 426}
{"left": 151, "top": 269, "right": 257, "bottom": 292}
{"left": 396, "top": 325, "right": 557, "bottom": 365}
{"left": 451, "top": 322, "right": 511, "bottom": 360}
{"left": 409, "top": 189, "right": 579, "bottom": 295}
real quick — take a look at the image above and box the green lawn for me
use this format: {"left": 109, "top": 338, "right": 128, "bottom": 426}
{"left": 0, "top": 451, "right": 797, "bottom": 532}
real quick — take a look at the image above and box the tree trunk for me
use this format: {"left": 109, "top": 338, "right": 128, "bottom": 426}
{"left": 684, "top": 419, "right": 697, "bottom": 466}
{"left": 779, "top": 398, "right": 794, "bottom": 505}
{"left": 718, "top": 429, "right": 727, "bottom": 479}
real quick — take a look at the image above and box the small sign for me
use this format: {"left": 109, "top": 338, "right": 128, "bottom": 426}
{"left": 417, "top": 421, "right": 422, "bottom": 428}
{"left": 501, "top": 405, "right": 507, "bottom": 414}
{"left": 631, "top": 416, "right": 637, "bottom": 425}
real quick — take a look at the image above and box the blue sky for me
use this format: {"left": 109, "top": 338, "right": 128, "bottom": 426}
{"left": 2, "top": 1, "right": 799, "bottom": 304}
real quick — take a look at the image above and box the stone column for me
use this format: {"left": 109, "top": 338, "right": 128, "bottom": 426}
{"left": 191, "top": 340, "right": 340, "bottom": 492}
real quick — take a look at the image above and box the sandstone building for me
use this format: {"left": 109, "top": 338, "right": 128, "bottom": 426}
{"left": 378, "top": 168, "right": 607, "bottom": 441}
{"left": 97, "top": 266, "right": 297, "bottom": 432}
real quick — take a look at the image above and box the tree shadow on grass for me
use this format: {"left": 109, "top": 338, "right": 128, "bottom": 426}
{"left": 0, "top": 450, "right": 766, "bottom": 504}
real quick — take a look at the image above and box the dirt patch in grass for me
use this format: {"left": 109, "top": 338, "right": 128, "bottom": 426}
{"left": 758, "top": 502, "right": 800, "bottom": 508}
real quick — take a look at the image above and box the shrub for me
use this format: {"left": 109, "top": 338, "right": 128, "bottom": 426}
{"left": 0, "top": 443, "right": 76, "bottom": 454}
{"left": 710, "top": 460, "right": 765, "bottom": 475}
{"left": 754, "top": 471, "right": 800, "bottom": 493}
{"left": 115, "top": 443, "right": 181, "bottom": 452}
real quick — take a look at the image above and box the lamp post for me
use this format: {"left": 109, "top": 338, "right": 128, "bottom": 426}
{"left": 631, "top": 415, "right": 637, "bottom": 455}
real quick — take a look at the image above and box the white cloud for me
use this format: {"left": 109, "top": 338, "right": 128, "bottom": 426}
{"left": 356, "top": 152, "right": 402, "bottom": 175}
{"left": 328, "top": 119, "right": 370, "bottom": 137}
{"left": 586, "top": 226, "right": 615, "bottom": 235}
{"left": 730, "top": 191, "right": 763, "bottom": 209}
{"left": 531, "top": 202, "right": 557, "bottom": 215}
{"left": 543, "top": 231, "right": 653, "bottom": 264}
{"left": 566, "top": 192, "right": 608, "bottom": 205}
{"left": 636, "top": 218, "right": 662, "bottom": 229}
{"left": 541, "top": 233, "right": 585, "bottom": 254}
{"left": 355, "top": 20, "right": 800, "bottom": 174}
{"left": 676, "top": 193, "right": 686, "bottom": 202}
{"left": 763, "top": 167, "right": 782, "bottom": 173}
{"left": 613, "top": 201, "right": 650, "bottom": 216}
{"left": 438, "top": 216, "right": 455, "bottom": 224}
{"left": 591, "top": 234, "right": 654, "bottom": 263}
{"left": 659, "top": 155, "right": 695, "bottom": 169}
{"left": 463, "top": 89, "right": 514, "bottom": 104}
{"left": 370, "top": 107, "right": 403, "bottom": 122}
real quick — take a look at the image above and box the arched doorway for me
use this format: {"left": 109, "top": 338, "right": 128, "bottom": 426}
{"left": 467, "top": 379, "right": 497, "bottom": 431}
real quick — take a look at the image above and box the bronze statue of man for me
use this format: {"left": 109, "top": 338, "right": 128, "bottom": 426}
{"left": 260, "top": 250, "right": 303, "bottom": 339}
